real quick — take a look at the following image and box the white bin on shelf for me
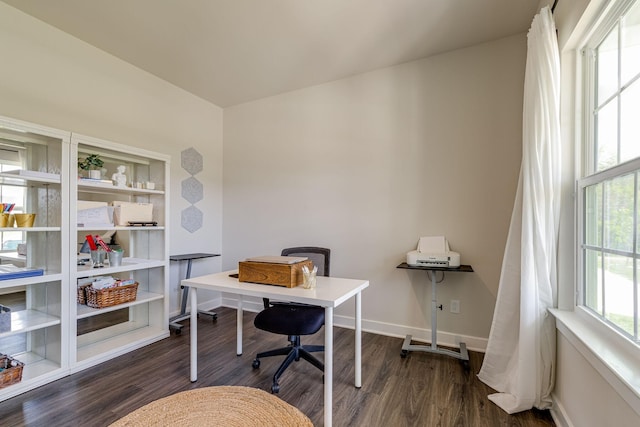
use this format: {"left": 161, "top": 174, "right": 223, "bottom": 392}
{"left": 110, "top": 201, "right": 153, "bottom": 226}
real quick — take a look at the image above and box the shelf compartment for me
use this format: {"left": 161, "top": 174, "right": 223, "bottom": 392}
{"left": 0, "top": 310, "right": 60, "bottom": 338}
{"left": 0, "top": 323, "right": 63, "bottom": 396}
{"left": 0, "top": 252, "right": 26, "bottom": 265}
{"left": 75, "top": 325, "right": 167, "bottom": 366}
{"left": 0, "top": 171, "right": 61, "bottom": 185}
{"left": 78, "top": 180, "right": 164, "bottom": 196}
{"left": 75, "top": 258, "right": 166, "bottom": 278}
{"left": 0, "top": 274, "right": 63, "bottom": 289}
{"left": 76, "top": 290, "right": 164, "bottom": 319}
{"left": 0, "top": 353, "right": 65, "bottom": 402}
{"left": 0, "top": 227, "right": 61, "bottom": 232}
{"left": 77, "top": 225, "right": 165, "bottom": 232}
{"left": 0, "top": 353, "right": 63, "bottom": 399}
{"left": 77, "top": 145, "right": 153, "bottom": 166}
{"left": 19, "top": 355, "right": 62, "bottom": 381}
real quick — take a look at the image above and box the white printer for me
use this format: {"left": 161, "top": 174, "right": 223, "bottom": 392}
{"left": 406, "top": 236, "right": 461, "bottom": 268}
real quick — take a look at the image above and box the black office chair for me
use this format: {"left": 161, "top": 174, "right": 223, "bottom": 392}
{"left": 252, "top": 246, "right": 330, "bottom": 394}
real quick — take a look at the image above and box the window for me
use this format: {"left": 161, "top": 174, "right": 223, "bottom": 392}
{"left": 0, "top": 140, "right": 26, "bottom": 253}
{"left": 578, "top": 0, "right": 640, "bottom": 343}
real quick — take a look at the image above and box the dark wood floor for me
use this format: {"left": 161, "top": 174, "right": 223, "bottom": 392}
{"left": 0, "top": 307, "right": 555, "bottom": 426}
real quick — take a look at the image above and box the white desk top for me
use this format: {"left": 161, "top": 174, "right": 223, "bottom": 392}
{"left": 183, "top": 269, "right": 369, "bottom": 308}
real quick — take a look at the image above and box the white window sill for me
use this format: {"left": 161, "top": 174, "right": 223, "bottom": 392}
{"left": 549, "top": 308, "right": 640, "bottom": 417}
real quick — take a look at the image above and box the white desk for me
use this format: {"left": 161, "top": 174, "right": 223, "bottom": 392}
{"left": 183, "top": 269, "right": 369, "bottom": 427}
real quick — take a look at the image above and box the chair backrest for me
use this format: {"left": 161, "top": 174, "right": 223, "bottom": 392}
{"left": 281, "top": 246, "right": 330, "bottom": 277}
{"left": 262, "top": 246, "right": 331, "bottom": 309}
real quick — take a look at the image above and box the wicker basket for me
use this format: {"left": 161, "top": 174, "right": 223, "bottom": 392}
{"left": 0, "top": 354, "right": 24, "bottom": 389}
{"left": 77, "top": 283, "right": 91, "bottom": 305}
{"left": 84, "top": 282, "right": 138, "bottom": 308}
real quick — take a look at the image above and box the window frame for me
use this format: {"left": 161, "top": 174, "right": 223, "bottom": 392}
{"left": 0, "top": 159, "right": 26, "bottom": 253}
{"left": 577, "top": 159, "right": 640, "bottom": 342}
{"left": 576, "top": 0, "right": 640, "bottom": 347}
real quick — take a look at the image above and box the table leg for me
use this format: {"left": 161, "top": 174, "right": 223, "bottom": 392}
{"left": 237, "top": 296, "right": 243, "bottom": 356}
{"left": 355, "top": 291, "right": 362, "bottom": 388}
{"left": 324, "top": 306, "right": 334, "bottom": 427}
{"left": 170, "top": 257, "right": 218, "bottom": 333}
{"left": 190, "top": 287, "right": 198, "bottom": 382}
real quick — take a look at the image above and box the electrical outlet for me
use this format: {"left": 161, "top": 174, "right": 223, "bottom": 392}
{"left": 450, "top": 299, "right": 460, "bottom": 314}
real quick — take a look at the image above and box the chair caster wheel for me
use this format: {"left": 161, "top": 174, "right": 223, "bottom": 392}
{"left": 252, "top": 359, "right": 260, "bottom": 369}
{"left": 400, "top": 350, "right": 408, "bottom": 358}
{"left": 271, "top": 383, "right": 280, "bottom": 394}
{"left": 462, "top": 360, "right": 470, "bottom": 372}
{"left": 174, "top": 328, "right": 181, "bottom": 336}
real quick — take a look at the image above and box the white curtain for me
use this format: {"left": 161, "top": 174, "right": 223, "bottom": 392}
{"left": 477, "top": 6, "right": 561, "bottom": 414}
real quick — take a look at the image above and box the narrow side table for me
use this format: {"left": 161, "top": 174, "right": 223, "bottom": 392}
{"left": 170, "top": 253, "right": 220, "bottom": 334}
{"left": 397, "top": 262, "right": 474, "bottom": 369}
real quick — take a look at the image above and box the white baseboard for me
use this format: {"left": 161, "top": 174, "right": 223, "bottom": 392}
{"left": 174, "top": 296, "right": 488, "bottom": 353}
{"left": 168, "top": 295, "right": 225, "bottom": 319}
{"left": 550, "top": 394, "right": 573, "bottom": 427}
{"left": 355, "top": 317, "right": 488, "bottom": 353}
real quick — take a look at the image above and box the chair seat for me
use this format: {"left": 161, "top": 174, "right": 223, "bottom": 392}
{"left": 252, "top": 246, "right": 331, "bottom": 394}
{"left": 254, "top": 304, "right": 325, "bottom": 336}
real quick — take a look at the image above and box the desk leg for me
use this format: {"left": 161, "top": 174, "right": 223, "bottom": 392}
{"left": 355, "top": 291, "right": 362, "bottom": 388}
{"left": 324, "top": 306, "right": 333, "bottom": 427}
{"left": 190, "top": 287, "right": 198, "bottom": 382}
{"left": 236, "top": 296, "right": 243, "bottom": 356}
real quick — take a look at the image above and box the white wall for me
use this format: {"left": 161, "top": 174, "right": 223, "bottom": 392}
{"left": 223, "top": 34, "right": 526, "bottom": 348}
{"left": 0, "top": 2, "right": 224, "bottom": 315}
{"left": 554, "top": 333, "right": 640, "bottom": 426}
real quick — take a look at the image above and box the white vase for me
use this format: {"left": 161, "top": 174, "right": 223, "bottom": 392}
{"left": 89, "top": 170, "right": 101, "bottom": 179}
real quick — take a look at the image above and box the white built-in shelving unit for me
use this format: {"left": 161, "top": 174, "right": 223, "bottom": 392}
{"left": 0, "top": 115, "right": 170, "bottom": 400}
{"left": 0, "top": 116, "right": 69, "bottom": 401}
{"left": 70, "top": 133, "right": 169, "bottom": 371}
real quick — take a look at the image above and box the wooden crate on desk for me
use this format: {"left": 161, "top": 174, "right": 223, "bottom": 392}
{"left": 238, "top": 259, "right": 313, "bottom": 288}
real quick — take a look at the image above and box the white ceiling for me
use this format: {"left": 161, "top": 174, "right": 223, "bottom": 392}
{"left": 3, "top": 0, "right": 541, "bottom": 107}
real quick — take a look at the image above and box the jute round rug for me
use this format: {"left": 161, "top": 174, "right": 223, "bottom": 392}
{"left": 109, "top": 386, "right": 313, "bottom": 427}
